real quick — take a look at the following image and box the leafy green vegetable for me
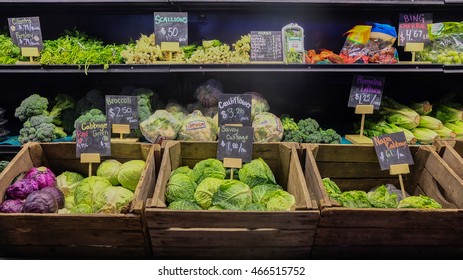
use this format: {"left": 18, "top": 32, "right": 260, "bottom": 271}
{"left": 97, "top": 159, "right": 122, "bottom": 186}
{"left": 117, "top": 160, "right": 146, "bottom": 191}
{"left": 212, "top": 179, "right": 252, "bottom": 210}
{"left": 322, "top": 178, "right": 342, "bottom": 198}
{"left": 0, "top": 34, "right": 21, "bottom": 64}
{"left": 96, "top": 186, "right": 134, "bottom": 213}
{"left": 380, "top": 96, "right": 420, "bottom": 130}
{"left": 73, "top": 176, "right": 112, "bottom": 212}
{"left": 14, "top": 94, "right": 49, "bottom": 122}
{"left": 168, "top": 200, "right": 203, "bottom": 210}
{"left": 398, "top": 195, "right": 442, "bottom": 209}
{"left": 49, "top": 94, "right": 75, "bottom": 126}
{"left": 170, "top": 166, "right": 192, "bottom": 177}
{"left": 56, "top": 171, "right": 84, "bottom": 195}
{"left": 418, "top": 115, "right": 443, "bottom": 130}
{"left": 239, "top": 158, "right": 276, "bottom": 188}
{"left": 166, "top": 173, "right": 197, "bottom": 203}
{"left": 139, "top": 110, "right": 181, "bottom": 143}
{"left": 194, "top": 177, "right": 224, "bottom": 209}
{"left": 266, "top": 189, "right": 296, "bottom": 211}
{"left": 411, "top": 101, "right": 432, "bottom": 116}
{"left": 444, "top": 121, "right": 463, "bottom": 137}
{"left": 434, "top": 105, "right": 463, "bottom": 123}
{"left": 336, "top": 191, "right": 372, "bottom": 208}
{"left": 252, "top": 183, "right": 283, "bottom": 204}
{"left": 367, "top": 185, "right": 398, "bottom": 208}
{"left": 411, "top": 127, "right": 439, "bottom": 144}
{"left": 190, "top": 158, "right": 226, "bottom": 184}
{"left": 244, "top": 203, "right": 267, "bottom": 211}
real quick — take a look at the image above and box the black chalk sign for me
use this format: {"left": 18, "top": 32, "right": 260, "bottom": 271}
{"left": 218, "top": 94, "right": 252, "bottom": 126}
{"left": 348, "top": 75, "right": 385, "bottom": 110}
{"left": 154, "top": 12, "right": 188, "bottom": 46}
{"left": 398, "top": 13, "right": 432, "bottom": 46}
{"left": 250, "top": 31, "right": 283, "bottom": 62}
{"left": 8, "top": 17, "right": 43, "bottom": 50}
{"left": 217, "top": 126, "right": 254, "bottom": 163}
{"left": 76, "top": 121, "right": 111, "bottom": 157}
{"left": 373, "top": 132, "right": 414, "bottom": 171}
{"left": 105, "top": 95, "right": 139, "bottom": 129}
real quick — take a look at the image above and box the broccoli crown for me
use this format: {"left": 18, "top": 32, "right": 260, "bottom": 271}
{"left": 298, "top": 118, "right": 320, "bottom": 134}
{"left": 76, "top": 89, "right": 105, "bottom": 115}
{"left": 320, "top": 128, "right": 341, "bottom": 144}
{"left": 14, "top": 94, "right": 49, "bottom": 121}
{"left": 134, "top": 89, "right": 154, "bottom": 122}
{"left": 72, "top": 109, "right": 107, "bottom": 139}
{"left": 18, "top": 115, "right": 67, "bottom": 144}
{"left": 281, "top": 115, "right": 298, "bottom": 132}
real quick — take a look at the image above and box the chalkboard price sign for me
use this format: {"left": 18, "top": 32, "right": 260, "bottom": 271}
{"left": 105, "top": 95, "right": 139, "bottom": 129}
{"left": 250, "top": 31, "right": 283, "bottom": 62}
{"left": 8, "top": 17, "right": 43, "bottom": 50}
{"left": 218, "top": 94, "right": 252, "bottom": 126}
{"left": 154, "top": 12, "right": 188, "bottom": 46}
{"left": 217, "top": 126, "right": 253, "bottom": 163}
{"left": 398, "top": 13, "right": 432, "bottom": 46}
{"left": 373, "top": 132, "right": 414, "bottom": 171}
{"left": 348, "top": 75, "right": 385, "bottom": 109}
{"left": 76, "top": 121, "right": 111, "bottom": 157}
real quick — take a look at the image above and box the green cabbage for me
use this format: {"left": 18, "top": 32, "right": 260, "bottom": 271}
{"left": 168, "top": 200, "right": 202, "bottom": 210}
{"left": 398, "top": 195, "right": 442, "bottom": 209}
{"left": 238, "top": 158, "right": 276, "bottom": 188}
{"left": 73, "top": 176, "right": 112, "bottom": 211}
{"left": 56, "top": 171, "right": 84, "bottom": 188}
{"left": 190, "top": 158, "right": 226, "bottom": 184}
{"left": 244, "top": 203, "right": 267, "bottom": 211}
{"left": 117, "top": 160, "right": 146, "bottom": 191}
{"left": 170, "top": 166, "right": 192, "bottom": 177}
{"left": 208, "top": 205, "right": 225, "bottom": 210}
{"left": 194, "top": 177, "right": 224, "bottom": 209}
{"left": 166, "top": 173, "right": 197, "bottom": 203}
{"left": 266, "top": 189, "right": 296, "bottom": 211}
{"left": 367, "top": 185, "right": 398, "bottom": 208}
{"left": 70, "top": 204, "right": 93, "bottom": 214}
{"left": 336, "top": 190, "right": 372, "bottom": 208}
{"left": 212, "top": 179, "right": 252, "bottom": 210}
{"left": 251, "top": 183, "right": 283, "bottom": 204}
{"left": 97, "top": 159, "right": 122, "bottom": 186}
{"left": 96, "top": 186, "right": 134, "bottom": 213}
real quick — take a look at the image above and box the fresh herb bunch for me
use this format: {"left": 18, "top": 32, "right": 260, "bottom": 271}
{"left": 0, "top": 34, "right": 21, "bottom": 64}
{"left": 39, "top": 29, "right": 125, "bottom": 73}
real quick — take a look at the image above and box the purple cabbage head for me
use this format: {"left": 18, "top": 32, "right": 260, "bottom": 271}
{"left": 0, "top": 199, "right": 24, "bottom": 213}
{"left": 25, "top": 166, "right": 56, "bottom": 189}
{"left": 6, "top": 178, "right": 39, "bottom": 200}
{"left": 42, "top": 187, "right": 65, "bottom": 209}
{"left": 23, "top": 189, "right": 58, "bottom": 213}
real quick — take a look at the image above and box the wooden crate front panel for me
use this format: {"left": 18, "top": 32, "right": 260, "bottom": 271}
{"left": 145, "top": 209, "right": 319, "bottom": 230}
{"left": 311, "top": 246, "right": 463, "bottom": 260}
{"left": 318, "top": 208, "right": 463, "bottom": 229}
{"left": 150, "top": 228, "right": 315, "bottom": 247}
{"left": 0, "top": 245, "right": 148, "bottom": 259}
{"left": 314, "top": 227, "right": 463, "bottom": 246}
{"left": 152, "top": 246, "right": 312, "bottom": 260}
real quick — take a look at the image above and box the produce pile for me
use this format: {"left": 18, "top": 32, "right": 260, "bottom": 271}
{"left": 165, "top": 158, "right": 296, "bottom": 211}
{"left": 0, "top": 34, "right": 22, "bottom": 64}
{"left": 322, "top": 178, "right": 442, "bottom": 209}
{"left": 362, "top": 96, "right": 463, "bottom": 144}
{"left": 0, "top": 159, "right": 145, "bottom": 214}
{"left": 281, "top": 115, "right": 341, "bottom": 144}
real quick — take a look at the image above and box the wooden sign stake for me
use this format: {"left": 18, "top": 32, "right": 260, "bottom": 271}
{"left": 16, "top": 47, "right": 39, "bottom": 64}
{"left": 389, "top": 163, "right": 410, "bottom": 199}
{"left": 345, "top": 104, "right": 374, "bottom": 144}
{"left": 223, "top": 157, "right": 243, "bottom": 180}
{"left": 402, "top": 42, "right": 430, "bottom": 64}
{"left": 80, "top": 153, "right": 101, "bottom": 177}
{"left": 111, "top": 124, "right": 137, "bottom": 143}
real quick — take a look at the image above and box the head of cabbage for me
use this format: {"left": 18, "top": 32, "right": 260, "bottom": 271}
{"left": 96, "top": 159, "right": 122, "bottom": 186}
{"left": 212, "top": 179, "right": 252, "bottom": 210}
{"left": 166, "top": 173, "right": 197, "bottom": 203}
{"left": 117, "top": 160, "right": 146, "bottom": 192}
{"left": 194, "top": 177, "right": 224, "bottom": 209}
{"left": 190, "top": 158, "right": 226, "bottom": 184}
{"left": 73, "top": 176, "right": 112, "bottom": 212}
{"left": 96, "top": 186, "right": 134, "bottom": 213}
{"left": 238, "top": 158, "right": 276, "bottom": 188}
{"left": 168, "top": 200, "right": 203, "bottom": 210}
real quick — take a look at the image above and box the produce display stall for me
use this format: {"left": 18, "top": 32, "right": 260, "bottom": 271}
{"left": 2, "top": 0, "right": 463, "bottom": 260}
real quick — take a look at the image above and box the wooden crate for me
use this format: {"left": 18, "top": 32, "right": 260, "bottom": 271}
{"left": 0, "top": 142, "right": 158, "bottom": 259}
{"left": 145, "top": 141, "right": 319, "bottom": 259}
{"left": 301, "top": 143, "right": 463, "bottom": 259}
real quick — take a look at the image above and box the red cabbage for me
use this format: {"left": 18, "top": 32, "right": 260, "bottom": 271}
{"left": 23, "top": 189, "right": 58, "bottom": 213}
{"left": 25, "top": 166, "right": 56, "bottom": 189}
{"left": 0, "top": 199, "right": 24, "bottom": 213}
{"left": 42, "top": 187, "right": 65, "bottom": 209}
{"left": 6, "top": 178, "right": 39, "bottom": 200}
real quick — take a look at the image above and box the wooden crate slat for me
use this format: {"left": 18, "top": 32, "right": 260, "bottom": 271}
{"left": 0, "top": 229, "right": 146, "bottom": 246}
{"left": 150, "top": 229, "right": 315, "bottom": 247}
{"left": 152, "top": 246, "right": 312, "bottom": 260}
{"left": 331, "top": 178, "right": 401, "bottom": 192}
{"left": 318, "top": 208, "right": 463, "bottom": 228}
{"left": 417, "top": 168, "right": 457, "bottom": 209}
{"left": 317, "top": 162, "right": 392, "bottom": 178}
{"left": 314, "top": 144, "right": 381, "bottom": 163}
{"left": 145, "top": 209, "right": 319, "bottom": 230}
{"left": 315, "top": 227, "right": 463, "bottom": 246}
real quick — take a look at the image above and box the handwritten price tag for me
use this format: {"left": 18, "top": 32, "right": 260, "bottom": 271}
{"left": 348, "top": 75, "right": 385, "bottom": 110}
{"left": 218, "top": 94, "right": 252, "bottom": 126}
{"left": 8, "top": 17, "right": 43, "bottom": 50}
{"left": 217, "top": 126, "right": 253, "bottom": 163}
{"left": 105, "top": 95, "right": 138, "bottom": 129}
{"left": 373, "top": 132, "right": 414, "bottom": 171}
{"left": 76, "top": 121, "right": 111, "bottom": 157}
